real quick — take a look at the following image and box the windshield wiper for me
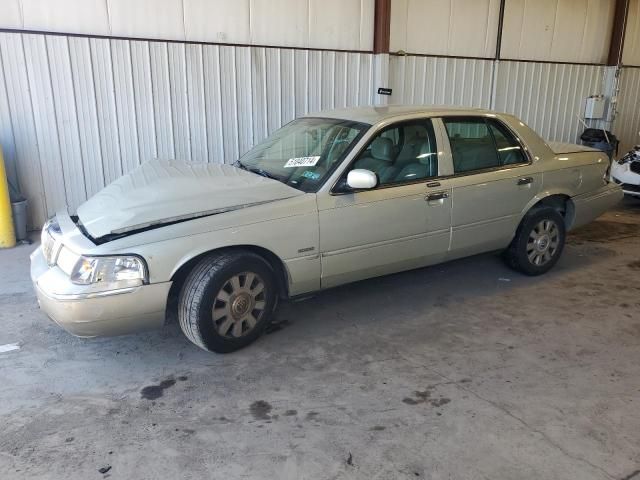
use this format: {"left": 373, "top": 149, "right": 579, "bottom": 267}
{"left": 234, "top": 160, "right": 281, "bottom": 181}
{"left": 248, "top": 167, "right": 278, "bottom": 180}
{"left": 234, "top": 160, "right": 248, "bottom": 171}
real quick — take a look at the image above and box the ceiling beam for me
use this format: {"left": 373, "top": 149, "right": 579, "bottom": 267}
{"left": 608, "top": 0, "right": 631, "bottom": 66}
{"left": 495, "top": 0, "right": 507, "bottom": 59}
{"left": 373, "top": 0, "right": 391, "bottom": 54}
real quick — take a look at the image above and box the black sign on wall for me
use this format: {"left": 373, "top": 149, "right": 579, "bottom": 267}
{"left": 377, "top": 87, "right": 393, "bottom": 96}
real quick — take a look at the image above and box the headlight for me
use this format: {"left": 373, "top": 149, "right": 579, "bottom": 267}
{"left": 41, "top": 218, "right": 60, "bottom": 266}
{"left": 70, "top": 255, "right": 147, "bottom": 288}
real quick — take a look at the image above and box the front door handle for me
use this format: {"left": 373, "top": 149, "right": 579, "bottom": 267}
{"left": 517, "top": 177, "right": 533, "bottom": 186}
{"left": 425, "top": 192, "right": 449, "bottom": 201}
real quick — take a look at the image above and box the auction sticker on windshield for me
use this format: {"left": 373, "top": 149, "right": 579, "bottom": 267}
{"left": 284, "top": 156, "right": 321, "bottom": 168}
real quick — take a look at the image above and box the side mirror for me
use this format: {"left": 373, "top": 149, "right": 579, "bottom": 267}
{"left": 346, "top": 169, "right": 378, "bottom": 190}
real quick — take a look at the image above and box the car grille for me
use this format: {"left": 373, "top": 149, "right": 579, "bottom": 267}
{"left": 622, "top": 183, "right": 640, "bottom": 193}
{"left": 630, "top": 161, "right": 640, "bottom": 175}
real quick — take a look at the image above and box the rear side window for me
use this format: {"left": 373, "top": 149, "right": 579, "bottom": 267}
{"left": 487, "top": 120, "right": 526, "bottom": 165}
{"left": 443, "top": 117, "right": 527, "bottom": 174}
{"left": 444, "top": 118, "right": 499, "bottom": 173}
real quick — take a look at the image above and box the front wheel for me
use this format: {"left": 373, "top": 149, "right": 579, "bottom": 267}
{"left": 178, "top": 251, "right": 278, "bottom": 353}
{"left": 504, "top": 207, "right": 566, "bottom": 275}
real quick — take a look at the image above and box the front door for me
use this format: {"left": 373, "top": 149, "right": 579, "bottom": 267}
{"left": 441, "top": 116, "right": 542, "bottom": 258}
{"left": 317, "top": 118, "right": 451, "bottom": 289}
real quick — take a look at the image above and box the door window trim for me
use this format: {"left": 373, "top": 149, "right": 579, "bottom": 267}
{"left": 330, "top": 117, "right": 440, "bottom": 195}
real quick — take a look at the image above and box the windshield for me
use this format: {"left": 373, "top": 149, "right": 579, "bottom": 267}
{"left": 237, "top": 117, "right": 369, "bottom": 192}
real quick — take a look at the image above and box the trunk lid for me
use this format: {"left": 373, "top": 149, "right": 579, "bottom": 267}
{"left": 547, "top": 141, "right": 600, "bottom": 155}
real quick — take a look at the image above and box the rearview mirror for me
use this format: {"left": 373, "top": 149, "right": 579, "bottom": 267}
{"left": 347, "top": 169, "right": 378, "bottom": 190}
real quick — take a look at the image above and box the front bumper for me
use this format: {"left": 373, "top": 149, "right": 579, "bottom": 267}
{"left": 610, "top": 161, "right": 640, "bottom": 197}
{"left": 31, "top": 246, "right": 171, "bottom": 337}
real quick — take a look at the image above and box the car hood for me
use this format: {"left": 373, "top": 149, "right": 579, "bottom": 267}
{"left": 76, "top": 160, "right": 304, "bottom": 239}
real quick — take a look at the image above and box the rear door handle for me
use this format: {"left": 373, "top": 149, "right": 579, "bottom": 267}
{"left": 517, "top": 177, "right": 533, "bottom": 186}
{"left": 425, "top": 192, "right": 449, "bottom": 201}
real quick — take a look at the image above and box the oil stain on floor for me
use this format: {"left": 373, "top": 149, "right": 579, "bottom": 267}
{"left": 140, "top": 377, "right": 177, "bottom": 400}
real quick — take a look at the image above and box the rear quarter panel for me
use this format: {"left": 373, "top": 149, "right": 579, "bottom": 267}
{"left": 498, "top": 114, "right": 612, "bottom": 220}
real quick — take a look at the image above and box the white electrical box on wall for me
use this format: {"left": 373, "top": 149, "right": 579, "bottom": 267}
{"left": 584, "top": 95, "right": 606, "bottom": 119}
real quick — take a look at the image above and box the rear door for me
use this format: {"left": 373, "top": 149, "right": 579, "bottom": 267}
{"left": 441, "top": 116, "right": 542, "bottom": 257}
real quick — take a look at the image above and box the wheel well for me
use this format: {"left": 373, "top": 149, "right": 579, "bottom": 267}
{"left": 530, "top": 194, "right": 575, "bottom": 229}
{"left": 165, "top": 246, "right": 289, "bottom": 324}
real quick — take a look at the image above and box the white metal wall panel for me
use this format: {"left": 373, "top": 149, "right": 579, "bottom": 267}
{"left": 150, "top": 42, "right": 176, "bottom": 160}
{"left": 68, "top": 37, "right": 106, "bottom": 199}
{"left": 2, "top": 0, "right": 375, "bottom": 52}
{"left": 219, "top": 46, "right": 240, "bottom": 165}
{"left": 90, "top": 38, "right": 123, "bottom": 186}
{"left": 21, "top": 0, "right": 111, "bottom": 36}
{"left": 494, "top": 61, "right": 605, "bottom": 143}
{"left": 0, "top": 0, "right": 23, "bottom": 29}
{"left": 235, "top": 48, "right": 254, "bottom": 156}
{"left": 265, "top": 49, "right": 283, "bottom": 134}
{"left": 108, "top": 0, "right": 186, "bottom": 41}
{"left": 0, "top": 47, "right": 18, "bottom": 191}
{"left": 390, "top": 0, "right": 501, "bottom": 58}
{"left": 168, "top": 43, "right": 192, "bottom": 161}
{"left": 184, "top": 0, "right": 251, "bottom": 44}
{"left": 614, "top": 68, "right": 640, "bottom": 154}
{"left": 185, "top": 44, "right": 208, "bottom": 162}
{"left": 309, "top": 0, "right": 353, "bottom": 49}
{"left": 130, "top": 41, "right": 158, "bottom": 165}
{"left": 389, "top": 56, "right": 494, "bottom": 108}
{"left": 46, "top": 35, "right": 87, "bottom": 209}
{"left": 623, "top": 0, "right": 640, "bottom": 66}
{"left": 0, "top": 31, "right": 376, "bottom": 228}
{"left": 0, "top": 34, "right": 47, "bottom": 227}
{"left": 111, "top": 40, "right": 141, "bottom": 174}
{"left": 501, "top": 0, "right": 615, "bottom": 64}
{"left": 23, "top": 35, "right": 68, "bottom": 214}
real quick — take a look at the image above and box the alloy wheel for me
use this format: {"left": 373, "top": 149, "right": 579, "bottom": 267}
{"left": 212, "top": 272, "right": 266, "bottom": 338}
{"left": 526, "top": 219, "right": 560, "bottom": 266}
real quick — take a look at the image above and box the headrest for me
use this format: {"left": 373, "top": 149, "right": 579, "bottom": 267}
{"left": 371, "top": 137, "right": 394, "bottom": 162}
{"left": 417, "top": 140, "right": 435, "bottom": 165}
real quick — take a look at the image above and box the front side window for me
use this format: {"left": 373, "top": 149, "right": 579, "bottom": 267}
{"left": 443, "top": 117, "right": 527, "bottom": 174}
{"left": 349, "top": 119, "right": 438, "bottom": 186}
{"left": 237, "top": 117, "right": 368, "bottom": 192}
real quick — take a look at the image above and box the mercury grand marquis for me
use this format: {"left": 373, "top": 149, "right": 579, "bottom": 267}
{"left": 31, "top": 106, "right": 623, "bottom": 352}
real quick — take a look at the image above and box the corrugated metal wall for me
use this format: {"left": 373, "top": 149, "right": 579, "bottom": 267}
{"left": 614, "top": 67, "right": 640, "bottom": 155}
{"left": 390, "top": 55, "right": 607, "bottom": 145}
{"left": 0, "top": 31, "right": 375, "bottom": 228}
{"left": 389, "top": 56, "right": 494, "bottom": 108}
{"left": 493, "top": 61, "right": 606, "bottom": 143}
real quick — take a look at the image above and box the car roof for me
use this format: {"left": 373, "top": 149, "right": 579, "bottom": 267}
{"left": 304, "top": 104, "right": 494, "bottom": 125}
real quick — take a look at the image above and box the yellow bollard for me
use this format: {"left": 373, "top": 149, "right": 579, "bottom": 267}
{"left": 0, "top": 146, "right": 16, "bottom": 248}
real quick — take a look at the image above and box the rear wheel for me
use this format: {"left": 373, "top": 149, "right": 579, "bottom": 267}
{"left": 178, "top": 251, "right": 277, "bottom": 353}
{"left": 504, "top": 207, "right": 566, "bottom": 275}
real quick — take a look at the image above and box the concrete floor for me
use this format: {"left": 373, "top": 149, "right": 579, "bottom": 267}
{"left": 1, "top": 200, "right": 639, "bottom": 480}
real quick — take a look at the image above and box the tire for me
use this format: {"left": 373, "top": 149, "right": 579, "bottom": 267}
{"left": 504, "top": 207, "right": 566, "bottom": 276}
{"left": 178, "top": 251, "right": 278, "bottom": 353}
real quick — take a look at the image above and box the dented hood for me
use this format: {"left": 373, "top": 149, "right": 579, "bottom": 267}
{"left": 76, "top": 160, "right": 303, "bottom": 239}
